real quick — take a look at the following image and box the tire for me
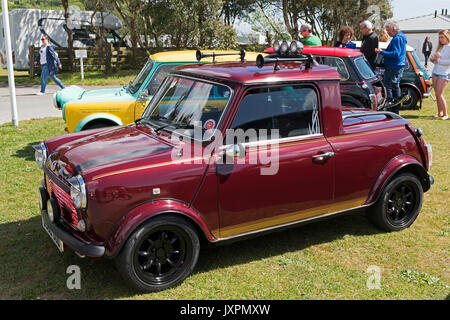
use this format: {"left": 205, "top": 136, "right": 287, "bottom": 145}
{"left": 115, "top": 215, "right": 200, "bottom": 292}
{"left": 400, "top": 87, "right": 420, "bottom": 109}
{"left": 366, "top": 173, "right": 423, "bottom": 231}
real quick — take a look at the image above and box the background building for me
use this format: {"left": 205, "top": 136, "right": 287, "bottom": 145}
{"left": 398, "top": 9, "right": 450, "bottom": 61}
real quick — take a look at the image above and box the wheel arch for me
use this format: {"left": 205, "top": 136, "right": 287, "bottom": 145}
{"left": 366, "top": 155, "right": 430, "bottom": 206}
{"left": 75, "top": 113, "right": 123, "bottom": 132}
{"left": 400, "top": 83, "right": 422, "bottom": 106}
{"left": 104, "top": 199, "right": 217, "bottom": 258}
{"left": 341, "top": 95, "right": 365, "bottom": 108}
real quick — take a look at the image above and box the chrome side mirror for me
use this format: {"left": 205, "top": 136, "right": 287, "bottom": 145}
{"left": 219, "top": 144, "right": 246, "bottom": 159}
{"left": 139, "top": 92, "right": 150, "bottom": 101}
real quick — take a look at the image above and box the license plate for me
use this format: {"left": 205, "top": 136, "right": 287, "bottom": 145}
{"left": 42, "top": 217, "right": 64, "bottom": 253}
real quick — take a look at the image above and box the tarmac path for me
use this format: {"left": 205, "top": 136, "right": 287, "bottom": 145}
{"left": 0, "top": 83, "right": 115, "bottom": 126}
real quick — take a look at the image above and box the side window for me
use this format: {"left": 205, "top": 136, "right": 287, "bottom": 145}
{"left": 147, "top": 64, "right": 181, "bottom": 95}
{"left": 230, "top": 86, "right": 321, "bottom": 140}
{"left": 404, "top": 56, "right": 410, "bottom": 70}
{"left": 315, "top": 56, "right": 349, "bottom": 80}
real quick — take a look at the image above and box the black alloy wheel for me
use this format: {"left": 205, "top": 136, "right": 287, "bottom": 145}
{"left": 115, "top": 215, "right": 200, "bottom": 292}
{"left": 385, "top": 181, "right": 419, "bottom": 227}
{"left": 366, "top": 173, "right": 423, "bottom": 231}
{"left": 134, "top": 226, "right": 188, "bottom": 285}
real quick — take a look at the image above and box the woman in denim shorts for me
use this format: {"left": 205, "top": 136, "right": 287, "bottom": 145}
{"left": 430, "top": 30, "right": 450, "bottom": 120}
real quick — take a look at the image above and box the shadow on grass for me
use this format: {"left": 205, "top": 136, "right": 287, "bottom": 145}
{"left": 13, "top": 141, "right": 41, "bottom": 162}
{"left": 0, "top": 209, "right": 382, "bottom": 299}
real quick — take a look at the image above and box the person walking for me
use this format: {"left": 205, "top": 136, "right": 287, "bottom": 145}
{"left": 375, "top": 20, "right": 407, "bottom": 114}
{"left": 34, "top": 35, "right": 65, "bottom": 95}
{"left": 334, "top": 26, "right": 357, "bottom": 49}
{"left": 422, "top": 36, "right": 433, "bottom": 68}
{"left": 430, "top": 30, "right": 450, "bottom": 120}
{"left": 299, "top": 24, "right": 322, "bottom": 46}
{"left": 360, "top": 20, "right": 379, "bottom": 69}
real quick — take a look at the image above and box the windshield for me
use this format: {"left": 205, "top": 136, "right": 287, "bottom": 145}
{"left": 410, "top": 50, "right": 430, "bottom": 80}
{"left": 129, "top": 59, "right": 154, "bottom": 94}
{"left": 354, "top": 57, "right": 376, "bottom": 79}
{"left": 142, "top": 76, "right": 232, "bottom": 139}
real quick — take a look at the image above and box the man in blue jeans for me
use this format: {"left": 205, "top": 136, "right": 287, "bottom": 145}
{"left": 34, "top": 35, "right": 65, "bottom": 95}
{"left": 375, "top": 20, "right": 407, "bottom": 114}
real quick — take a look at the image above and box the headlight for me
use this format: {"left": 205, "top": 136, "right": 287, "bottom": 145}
{"left": 68, "top": 175, "right": 87, "bottom": 209}
{"left": 33, "top": 142, "right": 47, "bottom": 169}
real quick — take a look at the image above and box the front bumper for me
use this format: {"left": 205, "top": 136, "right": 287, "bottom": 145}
{"left": 41, "top": 206, "right": 105, "bottom": 258}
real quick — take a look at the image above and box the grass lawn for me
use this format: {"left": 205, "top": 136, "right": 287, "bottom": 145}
{"left": 0, "top": 89, "right": 448, "bottom": 300}
{"left": 0, "top": 67, "right": 139, "bottom": 86}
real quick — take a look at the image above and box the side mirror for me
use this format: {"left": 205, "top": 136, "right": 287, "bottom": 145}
{"left": 139, "top": 92, "right": 150, "bottom": 101}
{"left": 219, "top": 144, "right": 246, "bottom": 159}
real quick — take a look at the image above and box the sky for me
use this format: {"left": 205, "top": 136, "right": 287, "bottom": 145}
{"left": 391, "top": 0, "right": 449, "bottom": 20}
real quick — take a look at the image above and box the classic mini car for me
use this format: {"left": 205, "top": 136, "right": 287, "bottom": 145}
{"left": 264, "top": 42, "right": 386, "bottom": 109}
{"left": 53, "top": 50, "right": 262, "bottom": 132}
{"left": 35, "top": 44, "right": 433, "bottom": 292}
{"left": 354, "top": 41, "right": 432, "bottom": 109}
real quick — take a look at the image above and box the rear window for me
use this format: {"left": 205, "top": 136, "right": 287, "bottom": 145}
{"left": 354, "top": 57, "right": 376, "bottom": 79}
{"left": 343, "top": 113, "right": 388, "bottom": 126}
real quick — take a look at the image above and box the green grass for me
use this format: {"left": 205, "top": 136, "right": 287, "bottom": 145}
{"left": 0, "top": 90, "right": 449, "bottom": 300}
{"left": 0, "top": 67, "right": 139, "bottom": 86}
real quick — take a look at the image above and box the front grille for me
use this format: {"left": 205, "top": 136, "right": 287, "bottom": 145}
{"left": 46, "top": 176, "right": 79, "bottom": 229}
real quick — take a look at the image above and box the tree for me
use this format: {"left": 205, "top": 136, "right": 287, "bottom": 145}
{"left": 247, "top": 1, "right": 288, "bottom": 45}
{"left": 61, "top": 0, "right": 75, "bottom": 72}
{"left": 220, "top": 0, "right": 258, "bottom": 26}
{"left": 279, "top": 0, "right": 393, "bottom": 44}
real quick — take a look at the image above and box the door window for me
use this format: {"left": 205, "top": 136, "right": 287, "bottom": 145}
{"left": 230, "top": 86, "right": 321, "bottom": 140}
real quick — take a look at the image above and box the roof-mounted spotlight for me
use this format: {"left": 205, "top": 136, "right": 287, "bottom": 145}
{"left": 280, "top": 40, "right": 290, "bottom": 55}
{"left": 256, "top": 53, "right": 317, "bottom": 70}
{"left": 273, "top": 40, "right": 281, "bottom": 53}
{"left": 289, "top": 40, "right": 303, "bottom": 54}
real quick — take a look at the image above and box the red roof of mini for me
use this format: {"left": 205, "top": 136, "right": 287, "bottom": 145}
{"left": 173, "top": 61, "right": 341, "bottom": 84}
{"left": 264, "top": 46, "right": 363, "bottom": 58}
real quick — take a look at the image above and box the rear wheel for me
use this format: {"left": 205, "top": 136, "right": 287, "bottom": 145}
{"left": 366, "top": 173, "right": 423, "bottom": 231}
{"left": 115, "top": 215, "right": 200, "bottom": 292}
{"left": 400, "top": 86, "right": 420, "bottom": 109}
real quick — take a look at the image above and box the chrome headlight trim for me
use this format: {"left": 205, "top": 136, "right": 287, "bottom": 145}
{"left": 33, "top": 142, "right": 48, "bottom": 169}
{"left": 69, "top": 175, "right": 87, "bottom": 209}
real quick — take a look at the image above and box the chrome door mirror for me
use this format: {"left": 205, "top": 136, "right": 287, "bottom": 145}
{"left": 139, "top": 92, "right": 150, "bottom": 101}
{"left": 219, "top": 144, "right": 246, "bottom": 159}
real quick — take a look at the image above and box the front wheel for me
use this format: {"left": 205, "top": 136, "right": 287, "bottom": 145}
{"left": 366, "top": 173, "right": 423, "bottom": 231}
{"left": 115, "top": 215, "right": 200, "bottom": 292}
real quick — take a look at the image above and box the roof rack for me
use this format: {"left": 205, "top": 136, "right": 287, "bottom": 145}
{"left": 196, "top": 49, "right": 246, "bottom": 63}
{"left": 256, "top": 53, "right": 318, "bottom": 70}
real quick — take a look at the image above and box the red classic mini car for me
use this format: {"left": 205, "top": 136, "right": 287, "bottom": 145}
{"left": 35, "top": 46, "right": 433, "bottom": 292}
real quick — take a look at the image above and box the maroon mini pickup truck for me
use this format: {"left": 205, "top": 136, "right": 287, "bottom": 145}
{"left": 34, "top": 50, "right": 433, "bottom": 292}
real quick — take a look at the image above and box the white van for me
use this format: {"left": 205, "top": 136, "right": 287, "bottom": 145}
{"left": 0, "top": 9, "right": 123, "bottom": 70}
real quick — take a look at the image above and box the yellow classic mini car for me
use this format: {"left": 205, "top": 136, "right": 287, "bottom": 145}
{"left": 53, "top": 50, "right": 263, "bottom": 132}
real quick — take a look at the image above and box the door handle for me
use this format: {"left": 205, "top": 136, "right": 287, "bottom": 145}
{"left": 312, "top": 152, "right": 334, "bottom": 163}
